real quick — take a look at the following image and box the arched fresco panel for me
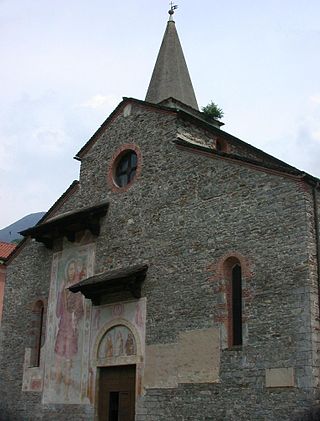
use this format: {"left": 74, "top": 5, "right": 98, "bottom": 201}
{"left": 98, "top": 325, "right": 136, "bottom": 359}
{"left": 88, "top": 301, "right": 146, "bottom": 404}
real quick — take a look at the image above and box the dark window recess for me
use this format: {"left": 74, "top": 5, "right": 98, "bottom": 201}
{"left": 216, "top": 138, "right": 226, "bottom": 152}
{"left": 115, "top": 151, "right": 138, "bottom": 187}
{"left": 109, "top": 392, "right": 120, "bottom": 421}
{"left": 232, "top": 264, "right": 242, "bottom": 346}
{"left": 30, "top": 301, "right": 45, "bottom": 367}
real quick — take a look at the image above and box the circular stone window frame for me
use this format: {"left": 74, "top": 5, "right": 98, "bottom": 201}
{"left": 108, "top": 144, "right": 142, "bottom": 192}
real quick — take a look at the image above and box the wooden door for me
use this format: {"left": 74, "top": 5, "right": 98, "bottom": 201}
{"left": 98, "top": 365, "right": 136, "bottom": 421}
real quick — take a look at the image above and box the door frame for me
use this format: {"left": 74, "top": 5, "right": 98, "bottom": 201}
{"left": 92, "top": 319, "right": 144, "bottom": 421}
{"left": 96, "top": 364, "right": 136, "bottom": 421}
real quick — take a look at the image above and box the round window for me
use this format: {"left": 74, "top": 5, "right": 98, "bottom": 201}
{"left": 114, "top": 150, "right": 138, "bottom": 188}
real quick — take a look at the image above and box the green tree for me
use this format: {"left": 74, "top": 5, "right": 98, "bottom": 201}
{"left": 201, "top": 101, "right": 224, "bottom": 120}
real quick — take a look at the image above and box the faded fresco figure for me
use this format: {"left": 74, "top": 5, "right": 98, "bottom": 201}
{"left": 54, "top": 258, "right": 85, "bottom": 399}
{"left": 77, "top": 259, "right": 87, "bottom": 281}
{"left": 135, "top": 302, "right": 144, "bottom": 327}
{"left": 93, "top": 308, "right": 101, "bottom": 331}
{"left": 115, "top": 331, "right": 124, "bottom": 356}
{"left": 125, "top": 331, "right": 135, "bottom": 355}
{"left": 105, "top": 333, "right": 113, "bottom": 358}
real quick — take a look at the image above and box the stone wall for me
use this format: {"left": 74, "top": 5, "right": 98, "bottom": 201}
{"left": 0, "top": 264, "right": 6, "bottom": 324}
{"left": 0, "top": 101, "right": 319, "bottom": 420}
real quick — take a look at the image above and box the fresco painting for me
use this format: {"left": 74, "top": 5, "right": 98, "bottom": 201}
{"left": 135, "top": 301, "right": 144, "bottom": 328}
{"left": 112, "top": 303, "right": 124, "bottom": 317}
{"left": 89, "top": 299, "right": 146, "bottom": 402}
{"left": 42, "top": 248, "right": 146, "bottom": 406}
{"left": 91, "top": 299, "right": 146, "bottom": 360}
{"left": 93, "top": 308, "right": 101, "bottom": 331}
{"left": 43, "top": 243, "right": 94, "bottom": 404}
{"left": 98, "top": 325, "right": 137, "bottom": 359}
{"left": 22, "top": 343, "right": 45, "bottom": 392}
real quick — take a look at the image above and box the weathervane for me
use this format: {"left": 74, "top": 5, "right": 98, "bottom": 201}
{"left": 168, "top": 2, "right": 178, "bottom": 20}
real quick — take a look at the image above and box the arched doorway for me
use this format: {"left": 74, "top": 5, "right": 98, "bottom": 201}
{"left": 94, "top": 323, "right": 141, "bottom": 421}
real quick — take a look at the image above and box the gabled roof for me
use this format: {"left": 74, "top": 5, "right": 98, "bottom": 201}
{"left": 73, "top": 96, "right": 304, "bottom": 177}
{"left": 145, "top": 19, "right": 199, "bottom": 110}
{"left": 36, "top": 180, "right": 80, "bottom": 225}
{"left": 6, "top": 180, "right": 80, "bottom": 264}
{"left": 174, "top": 137, "right": 320, "bottom": 186}
{"left": 0, "top": 242, "right": 16, "bottom": 262}
{"left": 74, "top": 97, "right": 177, "bottom": 160}
{"left": 75, "top": 94, "right": 320, "bottom": 187}
{"left": 74, "top": 96, "right": 225, "bottom": 160}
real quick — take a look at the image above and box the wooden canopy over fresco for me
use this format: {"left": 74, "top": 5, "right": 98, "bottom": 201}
{"left": 69, "top": 264, "right": 148, "bottom": 305}
{"left": 20, "top": 202, "right": 109, "bottom": 249}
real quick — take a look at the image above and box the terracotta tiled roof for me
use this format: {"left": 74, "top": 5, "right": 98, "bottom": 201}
{"left": 0, "top": 242, "right": 16, "bottom": 260}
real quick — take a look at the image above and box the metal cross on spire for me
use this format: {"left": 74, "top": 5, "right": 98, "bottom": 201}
{"left": 168, "top": 2, "right": 178, "bottom": 20}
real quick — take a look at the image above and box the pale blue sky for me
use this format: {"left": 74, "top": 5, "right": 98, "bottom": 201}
{"left": 1, "top": 0, "right": 320, "bottom": 228}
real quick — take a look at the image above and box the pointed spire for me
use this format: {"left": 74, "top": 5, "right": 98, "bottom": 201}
{"left": 145, "top": 7, "right": 199, "bottom": 110}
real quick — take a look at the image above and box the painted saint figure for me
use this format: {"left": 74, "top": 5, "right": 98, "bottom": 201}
{"left": 105, "top": 333, "right": 113, "bottom": 358}
{"left": 54, "top": 258, "right": 86, "bottom": 399}
{"left": 125, "top": 331, "right": 135, "bottom": 356}
{"left": 54, "top": 259, "right": 84, "bottom": 358}
{"left": 115, "top": 331, "right": 124, "bottom": 356}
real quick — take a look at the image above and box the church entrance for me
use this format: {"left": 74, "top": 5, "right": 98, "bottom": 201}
{"left": 97, "top": 365, "right": 136, "bottom": 421}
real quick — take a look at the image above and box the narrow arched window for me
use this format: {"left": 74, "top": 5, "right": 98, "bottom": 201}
{"left": 30, "top": 300, "right": 45, "bottom": 367}
{"left": 114, "top": 150, "right": 138, "bottom": 187}
{"left": 232, "top": 264, "right": 242, "bottom": 346}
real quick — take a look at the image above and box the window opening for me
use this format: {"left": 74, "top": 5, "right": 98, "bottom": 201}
{"left": 216, "top": 139, "right": 223, "bottom": 151}
{"left": 30, "top": 300, "right": 45, "bottom": 367}
{"left": 232, "top": 264, "right": 242, "bottom": 346}
{"left": 115, "top": 151, "right": 138, "bottom": 187}
{"left": 216, "top": 138, "right": 227, "bottom": 152}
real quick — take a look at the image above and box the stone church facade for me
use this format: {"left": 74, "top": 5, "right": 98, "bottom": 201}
{"left": 1, "top": 10, "right": 320, "bottom": 421}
